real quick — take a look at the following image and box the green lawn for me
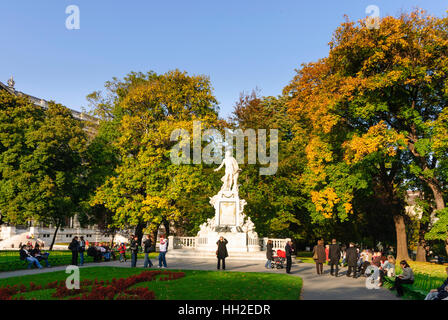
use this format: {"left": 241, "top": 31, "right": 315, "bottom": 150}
{"left": 0, "top": 266, "right": 302, "bottom": 300}
{"left": 0, "top": 251, "right": 158, "bottom": 272}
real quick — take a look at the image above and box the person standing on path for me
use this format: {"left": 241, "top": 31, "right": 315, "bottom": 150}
{"left": 130, "top": 235, "right": 139, "bottom": 268}
{"left": 285, "top": 240, "right": 294, "bottom": 274}
{"left": 216, "top": 236, "right": 228, "bottom": 270}
{"left": 328, "top": 239, "right": 341, "bottom": 277}
{"left": 68, "top": 236, "right": 80, "bottom": 266}
{"left": 79, "top": 236, "right": 86, "bottom": 266}
{"left": 345, "top": 242, "right": 358, "bottom": 278}
{"left": 143, "top": 234, "right": 153, "bottom": 268}
{"left": 312, "top": 240, "right": 326, "bottom": 275}
{"left": 158, "top": 235, "right": 168, "bottom": 268}
{"left": 265, "top": 240, "right": 274, "bottom": 269}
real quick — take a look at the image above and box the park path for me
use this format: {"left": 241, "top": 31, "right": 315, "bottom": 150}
{"left": 0, "top": 258, "right": 398, "bottom": 300}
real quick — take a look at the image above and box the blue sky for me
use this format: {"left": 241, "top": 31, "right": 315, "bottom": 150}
{"left": 1, "top": 1, "right": 447, "bottom": 119}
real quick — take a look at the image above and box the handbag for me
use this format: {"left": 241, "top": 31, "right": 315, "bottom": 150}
{"left": 312, "top": 248, "right": 318, "bottom": 260}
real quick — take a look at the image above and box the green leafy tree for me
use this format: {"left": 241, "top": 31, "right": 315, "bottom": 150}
{"left": 0, "top": 91, "right": 88, "bottom": 250}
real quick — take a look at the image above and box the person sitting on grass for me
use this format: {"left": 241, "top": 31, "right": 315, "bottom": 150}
{"left": 424, "top": 267, "right": 448, "bottom": 300}
{"left": 19, "top": 244, "right": 42, "bottom": 269}
{"left": 31, "top": 244, "right": 51, "bottom": 267}
{"left": 389, "top": 260, "right": 414, "bottom": 297}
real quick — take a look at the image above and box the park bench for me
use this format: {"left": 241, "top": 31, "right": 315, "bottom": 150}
{"left": 383, "top": 276, "right": 429, "bottom": 299}
{"left": 0, "top": 252, "right": 75, "bottom": 272}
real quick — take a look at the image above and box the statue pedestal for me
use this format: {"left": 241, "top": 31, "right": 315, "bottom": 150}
{"left": 196, "top": 190, "right": 260, "bottom": 253}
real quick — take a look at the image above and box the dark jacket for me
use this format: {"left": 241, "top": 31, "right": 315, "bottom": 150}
{"left": 313, "top": 245, "right": 326, "bottom": 263}
{"left": 328, "top": 243, "right": 341, "bottom": 263}
{"left": 216, "top": 239, "right": 228, "bottom": 259}
{"left": 19, "top": 249, "right": 31, "bottom": 260}
{"left": 435, "top": 278, "right": 448, "bottom": 300}
{"left": 285, "top": 243, "right": 293, "bottom": 257}
{"left": 129, "top": 239, "right": 139, "bottom": 253}
{"left": 143, "top": 239, "right": 152, "bottom": 253}
{"left": 68, "top": 240, "right": 80, "bottom": 253}
{"left": 345, "top": 246, "right": 358, "bottom": 267}
{"left": 266, "top": 243, "right": 274, "bottom": 260}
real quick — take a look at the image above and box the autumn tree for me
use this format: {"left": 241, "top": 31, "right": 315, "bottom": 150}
{"left": 285, "top": 10, "right": 448, "bottom": 259}
{"left": 91, "top": 70, "right": 221, "bottom": 242}
{"left": 230, "top": 91, "right": 310, "bottom": 239}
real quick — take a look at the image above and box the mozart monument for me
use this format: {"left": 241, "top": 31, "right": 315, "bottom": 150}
{"left": 195, "top": 150, "right": 260, "bottom": 253}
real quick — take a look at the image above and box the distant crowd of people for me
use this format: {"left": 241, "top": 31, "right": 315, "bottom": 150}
{"left": 307, "top": 239, "right": 448, "bottom": 299}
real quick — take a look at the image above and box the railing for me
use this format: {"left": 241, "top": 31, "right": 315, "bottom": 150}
{"left": 169, "top": 236, "right": 290, "bottom": 251}
{"left": 259, "top": 238, "right": 291, "bottom": 251}
{"left": 248, "top": 237, "right": 259, "bottom": 246}
{"left": 173, "top": 237, "right": 197, "bottom": 249}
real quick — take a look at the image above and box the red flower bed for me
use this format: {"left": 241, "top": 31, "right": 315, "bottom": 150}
{"left": 0, "top": 270, "right": 185, "bottom": 300}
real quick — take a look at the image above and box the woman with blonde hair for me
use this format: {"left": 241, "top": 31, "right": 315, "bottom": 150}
{"left": 383, "top": 255, "right": 396, "bottom": 276}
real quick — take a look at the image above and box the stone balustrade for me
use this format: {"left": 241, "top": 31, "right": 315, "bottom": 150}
{"left": 167, "top": 235, "right": 290, "bottom": 251}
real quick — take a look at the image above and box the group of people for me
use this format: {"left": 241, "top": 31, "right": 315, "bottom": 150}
{"left": 124, "top": 234, "right": 169, "bottom": 269}
{"left": 66, "top": 234, "right": 170, "bottom": 269}
{"left": 19, "top": 243, "right": 50, "bottom": 269}
{"left": 311, "top": 239, "right": 448, "bottom": 299}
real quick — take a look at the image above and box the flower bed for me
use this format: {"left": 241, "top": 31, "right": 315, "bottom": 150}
{"left": 0, "top": 270, "right": 185, "bottom": 300}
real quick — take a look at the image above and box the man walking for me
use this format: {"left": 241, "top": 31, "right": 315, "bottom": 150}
{"left": 130, "top": 235, "right": 139, "bottom": 268}
{"left": 345, "top": 242, "right": 358, "bottom": 278}
{"left": 285, "top": 240, "right": 293, "bottom": 274}
{"left": 143, "top": 234, "right": 153, "bottom": 268}
{"left": 328, "top": 239, "right": 341, "bottom": 277}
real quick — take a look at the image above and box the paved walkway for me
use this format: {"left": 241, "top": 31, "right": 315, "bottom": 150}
{"left": 0, "top": 258, "right": 398, "bottom": 300}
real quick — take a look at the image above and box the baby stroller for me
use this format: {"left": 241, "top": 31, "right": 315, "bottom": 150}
{"left": 272, "top": 250, "right": 286, "bottom": 269}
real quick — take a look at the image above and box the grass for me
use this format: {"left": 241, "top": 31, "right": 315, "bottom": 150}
{"left": 0, "top": 250, "right": 159, "bottom": 272}
{"left": 0, "top": 266, "right": 302, "bottom": 300}
{"left": 296, "top": 256, "right": 315, "bottom": 263}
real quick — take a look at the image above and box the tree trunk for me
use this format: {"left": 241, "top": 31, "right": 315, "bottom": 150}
{"left": 110, "top": 233, "right": 115, "bottom": 247}
{"left": 49, "top": 222, "right": 61, "bottom": 251}
{"left": 152, "top": 229, "right": 158, "bottom": 252}
{"left": 394, "top": 215, "right": 410, "bottom": 261}
{"left": 425, "top": 181, "right": 448, "bottom": 256}
{"left": 415, "top": 244, "right": 427, "bottom": 262}
{"left": 134, "top": 221, "right": 145, "bottom": 245}
{"left": 416, "top": 219, "right": 429, "bottom": 262}
{"left": 163, "top": 219, "right": 170, "bottom": 237}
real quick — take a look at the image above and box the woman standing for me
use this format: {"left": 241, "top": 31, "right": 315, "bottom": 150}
{"left": 68, "top": 236, "right": 80, "bottom": 266}
{"left": 216, "top": 236, "right": 228, "bottom": 270}
{"left": 265, "top": 240, "right": 273, "bottom": 269}
{"left": 312, "top": 239, "right": 326, "bottom": 275}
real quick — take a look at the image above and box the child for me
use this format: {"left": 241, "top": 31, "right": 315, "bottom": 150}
{"left": 118, "top": 243, "right": 127, "bottom": 262}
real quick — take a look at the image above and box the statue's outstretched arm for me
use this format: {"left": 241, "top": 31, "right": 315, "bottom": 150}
{"left": 214, "top": 160, "right": 224, "bottom": 172}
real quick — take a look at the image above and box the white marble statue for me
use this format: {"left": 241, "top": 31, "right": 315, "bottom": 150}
{"left": 214, "top": 150, "right": 241, "bottom": 193}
